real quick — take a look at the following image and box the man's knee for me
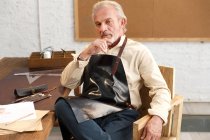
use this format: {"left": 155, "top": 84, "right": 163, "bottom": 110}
{"left": 55, "top": 98, "right": 68, "bottom": 115}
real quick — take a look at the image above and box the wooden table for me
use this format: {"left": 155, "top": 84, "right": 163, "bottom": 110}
{"left": 0, "top": 57, "right": 69, "bottom": 140}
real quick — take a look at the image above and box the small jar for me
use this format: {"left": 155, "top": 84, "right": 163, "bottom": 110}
{"left": 43, "top": 51, "right": 52, "bottom": 59}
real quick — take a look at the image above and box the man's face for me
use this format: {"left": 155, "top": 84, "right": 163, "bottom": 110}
{"left": 93, "top": 6, "right": 125, "bottom": 46}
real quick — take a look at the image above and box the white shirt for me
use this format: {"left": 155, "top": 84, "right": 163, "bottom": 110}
{"left": 61, "top": 36, "right": 171, "bottom": 124}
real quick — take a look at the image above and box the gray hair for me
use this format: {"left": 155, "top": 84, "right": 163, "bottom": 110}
{"left": 92, "top": 0, "right": 127, "bottom": 33}
{"left": 92, "top": 0, "right": 127, "bottom": 21}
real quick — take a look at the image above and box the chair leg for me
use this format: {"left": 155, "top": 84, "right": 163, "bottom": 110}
{"left": 171, "top": 97, "right": 183, "bottom": 140}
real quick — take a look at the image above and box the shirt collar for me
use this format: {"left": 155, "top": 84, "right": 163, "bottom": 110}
{"left": 109, "top": 35, "right": 126, "bottom": 50}
{"left": 118, "top": 35, "right": 126, "bottom": 47}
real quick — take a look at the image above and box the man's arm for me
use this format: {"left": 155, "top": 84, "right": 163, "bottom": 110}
{"left": 60, "top": 54, "right": 88, "bottom": 89}
{"left": 138, "top": 47, "right": 171, "bottom": 140}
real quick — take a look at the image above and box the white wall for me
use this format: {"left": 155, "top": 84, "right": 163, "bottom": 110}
{"left": 0, "top": 0, "right": 210, "bottom": 102}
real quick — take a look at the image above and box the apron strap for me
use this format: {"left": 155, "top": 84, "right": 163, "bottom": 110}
{"left": 111, "top": 37, "right": 127, "bottom": 76}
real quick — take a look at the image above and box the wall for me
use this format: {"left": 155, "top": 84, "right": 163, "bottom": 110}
{"left": 0, "top": 0, "right": 210, "bottom": 102}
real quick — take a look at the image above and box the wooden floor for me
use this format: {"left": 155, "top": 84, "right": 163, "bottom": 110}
{"left": 47, "top": 127, "right": 210, "bottom": 140}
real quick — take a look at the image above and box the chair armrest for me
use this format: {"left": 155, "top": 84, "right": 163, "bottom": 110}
{"left": 63, "top": 88, "right": 71, "bottom": 97}
{"left": 133, "top": 95, "right": 184, "bottom": 140}
{"left": 170, "top": 95, "right": 184, "bottom": 139}
{"left": 73, "top": 86, "right": 82, "bottom": 96}
{"left": 171, "top": 95, "right": 183, "bottom": 109}
{"left": 133, "top": 115, "right": 151, "bottom": 140}
{"left": 61, "top": 86, "right": 82, "bottom": 97}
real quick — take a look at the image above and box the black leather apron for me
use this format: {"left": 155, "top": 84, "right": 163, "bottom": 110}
{"left": 57, "top": 37, "right": 132, "bottom": 123}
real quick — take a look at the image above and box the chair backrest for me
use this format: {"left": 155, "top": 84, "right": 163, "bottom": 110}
{"left": 138, "top": 65, "right": 175, "bottom": 137}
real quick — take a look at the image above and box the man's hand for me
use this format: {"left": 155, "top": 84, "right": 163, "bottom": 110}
{"left": 78, "top": 39, "right": 109, "bottom": 60}
{"left": 89, "top": 38, "right": 109, "bottom": 54}
{"left": 141, "top": 115, "right": 163, "bottom": 140}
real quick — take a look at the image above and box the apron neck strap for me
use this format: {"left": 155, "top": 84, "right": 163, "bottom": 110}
{"left": 111, "top": 37, "right": 127, "bottom": 75}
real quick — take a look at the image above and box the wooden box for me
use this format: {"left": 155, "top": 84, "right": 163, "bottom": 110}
{"left": 28, "top": 51, "right": 75, "bottom": 69}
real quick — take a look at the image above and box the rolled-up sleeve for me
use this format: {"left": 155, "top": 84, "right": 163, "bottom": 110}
{"left": 139, "top": 48, "right": 171, "bottom": 125}
{"left": 60, "top": 54, "right": 88, "bottom": 89}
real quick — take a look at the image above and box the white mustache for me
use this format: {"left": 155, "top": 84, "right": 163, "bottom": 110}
{"left": 101, "top": 32, "right": 111, "bottom": 38}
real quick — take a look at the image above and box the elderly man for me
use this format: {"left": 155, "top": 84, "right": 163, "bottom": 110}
{"left": 55, "top": 1, "right": 171, "bottom": 140}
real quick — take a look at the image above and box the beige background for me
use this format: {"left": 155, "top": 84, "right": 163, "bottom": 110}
{"left": 75, "top": 0, "right": 210, "bottom": 41}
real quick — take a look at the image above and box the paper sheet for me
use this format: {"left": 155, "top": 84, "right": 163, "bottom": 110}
{"left": 0, "top": 110, "right": 49, "bottom": 134}
{"left": 0, "top": 102, "right": 36, "bottom": 124}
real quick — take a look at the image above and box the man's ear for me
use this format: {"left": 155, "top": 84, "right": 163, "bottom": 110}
{"left": 120, "top": 18, "right": 127, "bottom": 27}
{"left": 120, "top": 18, "right": 127, "bottom": 33}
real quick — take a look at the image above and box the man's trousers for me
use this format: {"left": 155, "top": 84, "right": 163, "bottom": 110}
{"left": 55, "top": 98, "right": 139, "bottom": 140}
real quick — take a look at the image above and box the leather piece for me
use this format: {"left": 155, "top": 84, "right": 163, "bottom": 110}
{"left": 82, "top": 55, "right": 131, "bottom": 107}
{"left": 58, "top": 96, "right": 123, "bottom": 123}
{"left": 60, "top": 37, "right": 130, "bottom": 122}
{"left": 14, "top": 84, "right": 48, "bottom": 97}
{"left": 61, "top": 54, "right": 131, "bottom": 123}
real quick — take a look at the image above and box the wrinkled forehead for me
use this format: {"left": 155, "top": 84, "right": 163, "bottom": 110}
{"left": 93, "top": 6, "right": 119, "bottom": 22}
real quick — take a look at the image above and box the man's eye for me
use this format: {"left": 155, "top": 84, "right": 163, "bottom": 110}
{"left": 95, "top": 23, "right": 101, "bottom": 27}
{"left": 106, "top": 20, "right": 111, "bottom": 25}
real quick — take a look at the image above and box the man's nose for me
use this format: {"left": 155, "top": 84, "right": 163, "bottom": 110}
{"left": 99, "top": 23, "right": 107, "bottom": 32}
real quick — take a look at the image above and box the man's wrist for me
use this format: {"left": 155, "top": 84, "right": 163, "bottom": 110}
{"left": 153, "top": 115, "right": 164, "bottom": 124}
{"left": 77, "top": 55, "right": 87, "bottom": 61}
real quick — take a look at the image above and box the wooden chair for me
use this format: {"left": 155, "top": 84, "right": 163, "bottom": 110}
{"left": 67, "top": 66, "right": 184, "bottom": 140}
{"left": 133, "top": 66, "right": 184, "bottom": 140}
